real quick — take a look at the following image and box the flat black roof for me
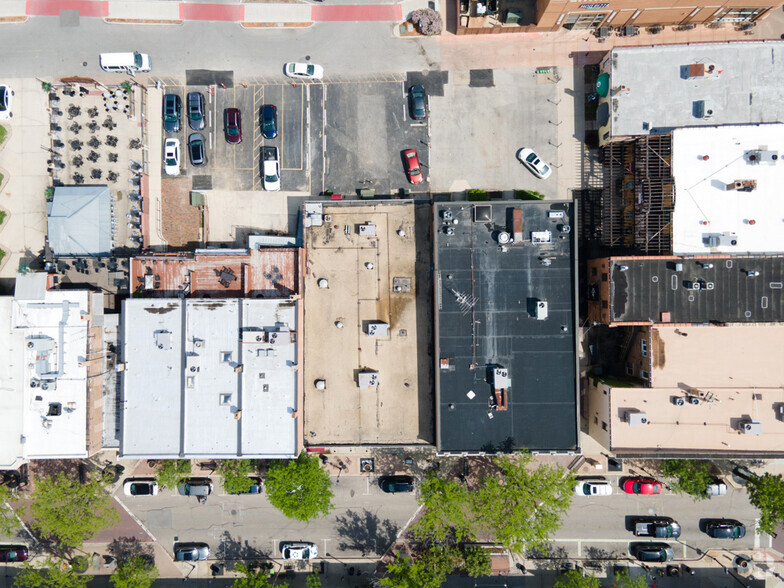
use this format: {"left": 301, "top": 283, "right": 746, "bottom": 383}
{"left": 609, "top": 256, "right": 784, "bottom": 324}
{"left": 433, "top": 201, "right": 579, "bottom": 454}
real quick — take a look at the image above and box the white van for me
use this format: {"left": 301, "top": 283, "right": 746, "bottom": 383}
{"left": 99, "top": 52, "right": 152, "bottom": 74}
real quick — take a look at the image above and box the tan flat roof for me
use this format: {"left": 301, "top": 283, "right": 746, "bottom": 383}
{"left": 609, "top": 387, "right": 784, "bottom": 454}
{"left": 303, "top": 203, "right": 431, "bottom": 445}
{"left": 651, "top": 325, "right": 784, "bottom": 388}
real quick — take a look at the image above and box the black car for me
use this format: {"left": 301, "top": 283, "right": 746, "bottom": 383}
{"left": 408, "top": 85, "right": 427, "bottom": 120}
{"left": 174, "top": 542, "right": 209, "bottom": 561}
{"left": 260, "top": 104, "right": 277, "bottom": 139}
{"left": 163, "top": 93, "right": 181, "bottom": 133}
{"left": 187, "top": 91, "right": 206, "bottom": 130}
{"left": 630, "top": 542, "right": 674, "bottom": 562}
{"left": 379, "top": 475, "right": 414, "bottom": 493}
{"left": 188, "top": 133, "right": 207, "bottom": 166}
{"left": 704, "top": 519, "right": 746, "bottom": 539}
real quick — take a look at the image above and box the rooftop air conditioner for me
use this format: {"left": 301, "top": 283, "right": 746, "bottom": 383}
{"left": 741, "top": 420, "right": 763, "bottom": 435}
{"left": 627, "top": 412, "right": 649, "bottom": 427}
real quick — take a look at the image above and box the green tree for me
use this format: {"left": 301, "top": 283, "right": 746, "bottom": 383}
{"left": 155, "top": 460, "right": 191, "bottom": 490}
{"left": 305, "top": 571, "right": 322, "bottom": 588}
{"left": 553, "top": 570, "right": 601, "bottom": 588}
{"left": 14, "top": 559, "right": 90, "bottom": 588}
{"left": 265, "top": 452, "right": 334, "bottom": 522}
{"left": 218, "top": 459, "right": 256, "bottom": 494}
{"left": 461, "top": 546, "right": 491, "bottom": 578}
{"left": 110, "top": 556, "right": 158, "bottom": 588}
{"left": 472, "top": 453, "right": 575, "bottom": 553}
{"left": 660, "top": 459, "right": 712, "bottom": 499}
{"left": 613, "top": 569, "right": 649, "bottom": 588}
{"left": 232, "top": 563, "right": 288, "bottom": 588}
{"left": 412, "top": 471, "right": 473, "bottom": 542}
{"left": 747, "top": 472, "right": 784, "bottom": 534}
{"left": 380, "top": 546, "right": 460, "bottom": 588}
{"left": 0, "top": 483, "right": 21, "bottom": 536}
{"left": 29, "top": 472, "right": 119, "bottom": 551}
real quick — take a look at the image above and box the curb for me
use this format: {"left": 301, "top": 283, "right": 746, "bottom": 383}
{"left": 104, "top": 18, "right": 184, "bottom": 25}
{"left": 241, "top": 21, "right": 313, "bottom": 28}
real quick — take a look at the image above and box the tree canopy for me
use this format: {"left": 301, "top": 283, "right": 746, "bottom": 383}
{"left": 265, "top": 452, "right": 334, "bottom": 522}
{"left": 553, "top": 570, "right": 601, "bottom": 588}
{"left": 381, "top": 547, "right": 461, "bottom": 588}
{"left": 218, "top": 460, "right": 257, "bottom": 495}
{"left": 29, "top": 472, "right": 119, "bottom": 551}
{"left": 155, "top": 460, "right": 191, "bottom": 490}
{"left": 613, "top": 570, "right": 649, "bottom": 588}
{"left": 0, "top": 483, "right": 21, "bottom": 536}
{"left": 14, "top": 559, "right": 90, "bottom": 588}
{"left": 747, "top": 472, "right": 784, "bottom": 534}
{"left": 110, "top": 556, "right": 158, "bottom": 588}
{"left": 412, "top": 471, "right": 473, "bottom": 543}
{"left": 232, "top": 563, "right": 287, "bottom": 588}
{"left": 660, "top": 459, "right": 712, "bottom": 500}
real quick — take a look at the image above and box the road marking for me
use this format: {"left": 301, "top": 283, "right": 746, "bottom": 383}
{"left": 365, "top": 477, "right": 371, "bottom": 496}
{"left": 755, "top": 518, "right": 761, "bottom": 549}
{"left": 114, "top": 496, "right": 157, "bottom": 542}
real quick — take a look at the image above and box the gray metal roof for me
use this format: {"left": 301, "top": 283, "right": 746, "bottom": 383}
{"left": 47, "top": 186, "right": 112, "bottom": 256}
{"left": 606, "top": 41, "right": 784, "bottom": 138}
{"left": 433, "top": 201, "right": 579, "bottom": 454}
{"left": 608, "top": 256, "right": 784, "bottom": 324}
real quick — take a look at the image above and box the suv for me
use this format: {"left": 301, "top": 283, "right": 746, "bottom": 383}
{"left": 178, "top": 478, "right": 213, "bottom": 497}
{"left": 281, "top": 542, "right": 318, "bottom": 560}
{"left": 630, "top": 542, "right": 674, "bottom": 562}
{"left": 379, "top": 475, "right": 414, "bottom": 493}
{"left": 187, "top": 92, "right": 205, "bottom": 130}
{"left": 163, "top": 94, "right": 181, "bottom": 133}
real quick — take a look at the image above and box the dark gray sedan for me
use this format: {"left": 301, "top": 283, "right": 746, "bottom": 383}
{"left": 704, "top": 519, "right": 746, "bottom": 539}
{"left": 174, "top": 542, "right": 209, "bottom": 561}
{"left": 188, "top": 133, "right": 207, "bottom": 166}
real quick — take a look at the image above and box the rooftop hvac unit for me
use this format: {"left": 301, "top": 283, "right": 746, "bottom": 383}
{"left": 673, "top": 397, "right": 685, "bottom": 406}
{"left": 535, "top": 300, "right": 548, "bottom": 321}
{"left": 703, "top": 232, "right": 738, "bottom": 248}
{"left": 694, "top": 99, "right": 715, "bottom": 119}
{"left": 745, "top": 149, "right": 779, "bottom": 165}
{"left": 741, "top": 420, "right": 763, "bottom": 435}
{"left": 690, "top": 397, "right": 700, "bottom": 405}
{"left": 626, "top": 412, "right": 649, "bottom": 427}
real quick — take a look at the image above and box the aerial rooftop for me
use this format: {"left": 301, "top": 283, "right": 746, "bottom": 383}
{"left": 0, "top": 274, "right": 99, "bottom": 469}
{"left": 129, "top": 248, "right": 299, "bottom": 298}
{"left": 302, "top": 202, "right": 432, "bottom": 446}
{"left": 120, "top": 298, "right": 300, "bottom": 459}
{"left": 601, "top": 41, "right": 784, "bottom": 140}
{"left": 434, "top": 201, "right": 579, "bottom": 454}
{"left": 590, "top": 255, "right": 784, "bottom": 325}
{"left": 672, "top": 124, "right": 784, "bottom": 255}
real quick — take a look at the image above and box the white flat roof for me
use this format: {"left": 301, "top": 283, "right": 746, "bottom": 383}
{"left": 671, "top": 124, "right": 784, "bottom": 255}
{"left": 0, "top": 287, "right": 90, "bottom": 469}
{"left": 607, "top": 41, "right": 784, "bottom": 138}
{"left": 120, "top": 299, "right": 298, "bottom": 459}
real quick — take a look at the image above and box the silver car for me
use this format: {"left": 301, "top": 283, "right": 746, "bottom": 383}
{"left": 174, "top": 542, "right": 209, "bottom": 561}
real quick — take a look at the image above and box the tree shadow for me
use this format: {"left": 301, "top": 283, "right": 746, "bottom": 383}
{"left": 334, "top": 509, "right": 400, "bottom": 556}
{"left": 584, "top": 545, "right": 620, "bottom": 563}
{"left": 525, "top": 544, "right": 570, "bottom": 571}
{"left": 107, "top": 536, "right": 154, "bottom": 566}
{"left": 216, "top": 530, "right": 270, "bottom": 562}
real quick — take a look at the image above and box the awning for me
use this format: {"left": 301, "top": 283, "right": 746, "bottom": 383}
{"left": 596, "top": 72, "right": 610, "bottom": 97}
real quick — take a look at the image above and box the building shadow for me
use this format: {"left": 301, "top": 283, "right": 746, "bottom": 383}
{"left": 334, "top": 509, "right": 400, "bottom": 556}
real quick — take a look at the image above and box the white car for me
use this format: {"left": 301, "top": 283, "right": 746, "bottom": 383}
{"left": 517, "top": 147, "right": 552, "bottom": 180}
{"left": 262, "top": 146, "right": 280, "bottom": 191}
{"left": 281, "top": 542, "right": 318, "bottom": 560}
{"left": 284, "top": 62, "right": 324, "bottom": 80}
{"left": 123, "top": 479, "right": 159, "bottom": 497}
{"left": 574, "top": 479, "right": 613, "bottom": 497}
{"left": 164, "top": 138, "right": 180, "bottom": 176}
{"left": 0, "top": 85, "right": 14, "bottom": 120}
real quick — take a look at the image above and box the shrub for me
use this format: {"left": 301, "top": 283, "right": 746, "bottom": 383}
{"left": 41, "top": 81, "right": 52, "bottom": 93}
{"left": 467, "top": 189, "right": 489, "bottom": 202}
{"left": 514, "top": 189, "right": 546, "bottom": 200}
{"left": 410, "top": 8, "right": 443, "bottom": 35}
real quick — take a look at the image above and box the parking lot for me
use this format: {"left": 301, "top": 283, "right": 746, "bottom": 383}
{"left": 159, "top": 83, "right": 310, "bottom": 192}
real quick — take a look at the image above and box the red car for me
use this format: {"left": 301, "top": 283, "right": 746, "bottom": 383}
{"left": 0, "top": 545, "right": 28, "bottom": 562}
{"left": 224, "top": 108, "right": 242, "bottom": 144}
{"left": 403, "top": 149, "right": 423, "bottom": 184}
{"left": 623, "top": 477, "right": 662, "bottom": 495}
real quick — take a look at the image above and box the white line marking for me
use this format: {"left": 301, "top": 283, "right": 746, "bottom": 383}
{"left": 113, "top": 496, "right": 157, "bottom": 542}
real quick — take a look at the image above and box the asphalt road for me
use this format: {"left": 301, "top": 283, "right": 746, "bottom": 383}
{"left": 552, "top": 475, "right": 764, "bottom": 562}
{"left": 117, "top": 474, "right": 418, "bottom": 562}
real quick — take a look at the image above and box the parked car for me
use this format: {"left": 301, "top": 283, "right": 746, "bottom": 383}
{"left": 163, "top": 138, "right": 180, "bottom": 176}
{"left": 281, "top": 542, "right": 318, "bottom": 560}
{"left": 188, "top": 133, "right": 207, "bottom": 166}
{"left": 379, "top": 475, "right": 415, "bottom": 493}
{"left": 284, "top": 62, "right": 324, "bottom": 80}
{"left": 123, "top": 479, "right": 159, "bottom": 497}
{"left": 574, "top": 479, "right": 612, "bottom": 497}
{"left": 178, "top": 479, "right": 213, "bottom": 497}
{"left": 224, "top": 108, "right": 242, "bottom": 144}
{"left": 260, "top": 104, "right": 277, "bottom": 139}
{"left": 630, "top": 542, "right": 674, "bottom": 562}
{"left": 622, "top": 477, "right": 662, "bottom": 495}
{"left": 0, "top": 545, "right": 28, "bottom": 563}
{"left": 261, "top": 146, "right": 280, "bottom": 191}
{"left": 633, "top": 517, "right": 681, "bottom": 538}
{"left": 704, "top": 519, "right": 746, "bottom": 539}
{"left": 187, "top": 91, "right": 205, "bottom": 130}
{"left": 0, "top": 84, "right": 13, "bottom": 120}
{"left": 408, "top": 85, "right": 427, "bottom": 120}
{"left": 163, "top": 93, "right": 181, "bottom": 133}
{"left": 403, "top": 149, "right": 423, "bottom": 184}
{"left": 227, "top": 477, "right": 263, "bottom": 495}
{"left": 706, "top": 480, "right": 727, "bottom": 496}
{"left": 174, "top": 542, "right": 209, "bottom": 561}
{"left": 516, "top": 147, "right": 552, "bottom": 179}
